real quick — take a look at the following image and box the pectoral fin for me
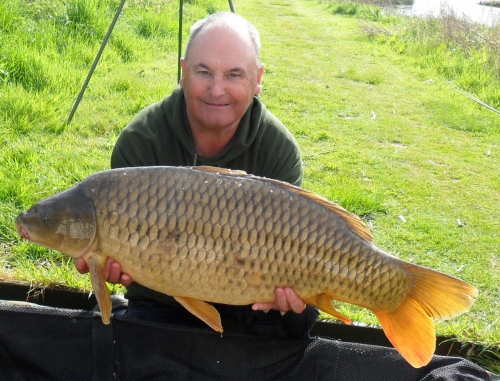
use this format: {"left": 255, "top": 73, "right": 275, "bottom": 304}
{"left": 304, "top": 293, "right": 352, "bottom": 324}
{"left": 174, "top": 296, "right": 223, "bottom": 333}
{"left": 87, "top": 255, "right": 112, "bottom": 324}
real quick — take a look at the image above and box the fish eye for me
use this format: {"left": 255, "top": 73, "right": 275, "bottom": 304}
{"left": 40, "top": 210, "right": 50, "bottom": 224}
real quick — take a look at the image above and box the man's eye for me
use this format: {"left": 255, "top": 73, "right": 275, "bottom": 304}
{"left": 199, "top": 70, "right": 210, "bottom": 75}
{"left": 228, "top": 73, "right": 240, "bottom": 78}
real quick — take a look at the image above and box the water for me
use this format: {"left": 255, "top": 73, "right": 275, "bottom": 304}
{"left": 389, "top": 0, "right": 500, "bottom": 25}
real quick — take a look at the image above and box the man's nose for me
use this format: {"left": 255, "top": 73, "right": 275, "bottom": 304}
{"left": 208, "top": 75, "right": 226, "bottom": 97}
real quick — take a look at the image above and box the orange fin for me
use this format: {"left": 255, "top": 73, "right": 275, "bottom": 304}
{"left": 87, "top": 255, "right": 111, "bottom": 324}
{"left": 246, "top": 176, "right": 372, "bottom": 243}
{"left": 304, "top": 293, "right": 352, "bottom": 324}
{"left": 403, "top": 263, "right": 478, "bottom": 320}
{"left": 374, "top": 297, "right": 435, "bottom": 368}
{"left": 285, "top": 187, "right": 373, "bottom": 243}
{"left": 374, "top": 264, "right": 478, "bottom": 368}
{"left": 174, "top": 296, "right": 223, "bottom": 333}
{"left": 192, "top": 166, "right": 372, "bottom": 243}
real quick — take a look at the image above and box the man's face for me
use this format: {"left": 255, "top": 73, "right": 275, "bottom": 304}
{"left": 180, "top": 26, "right": 264, "bottom": 134}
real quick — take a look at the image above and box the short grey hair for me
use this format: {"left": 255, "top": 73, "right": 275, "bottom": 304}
{"left": 184, "top": 12, "right": 262, "bottom": 66}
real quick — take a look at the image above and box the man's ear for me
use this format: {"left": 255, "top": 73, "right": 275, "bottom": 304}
{"left": 255, "top": 65, "right": 265, "bottom": 95}
{"left": 179, "top": 58, "right": 186, "bottom": 86}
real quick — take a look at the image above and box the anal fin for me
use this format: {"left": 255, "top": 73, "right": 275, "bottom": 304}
{"left": 174, "top": 296, "right": 223, "bottom": 333}
{"left": 304, "top": 293, "right": 352, "bottom": 324}
{"left": 373, "top": 297, "right": 435, "bottom": 368}
{"left": 87, "top": 255, "right": 112, "bottom": 324}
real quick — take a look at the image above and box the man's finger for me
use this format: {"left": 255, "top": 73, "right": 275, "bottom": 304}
{"left": 251, "top": 302, "right": 276, "bottom": 312}
{"left": 107, "top": 260, "right": 123, "bottom": 284}
{"left": 102, "top": 257, "right": 113, "bottom": 280}
{"left": 284, "top": 288, "right": 306, "bottom": 313}
{"left": 74, "top": 258, "right": 89, "bottom": 274}
{"left": 120, "top": 273, "right": 133, "bottom": 287}
{"left": 274, "top": 288, "right": 290, "bottom": 312}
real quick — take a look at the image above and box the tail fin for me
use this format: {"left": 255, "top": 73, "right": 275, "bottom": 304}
{"left": 373, "top": 264, "right": 477, "bottom": 368}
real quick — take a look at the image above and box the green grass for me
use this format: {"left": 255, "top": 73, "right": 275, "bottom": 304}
{"left": 1, "top": 0, "right": 499, "bottom": 371}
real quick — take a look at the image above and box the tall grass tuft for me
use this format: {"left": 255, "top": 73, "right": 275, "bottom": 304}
{"left": 328, "top": 1, "right": 383, "bottom": 21}
{"left": 1, "top": 48, "right": 50, "bottom": 93}
{"left": 385, "top": 9, "right": 500, "bottom": 109}
{"left": 59, "top": 0, "right": 111, "bottom": 42}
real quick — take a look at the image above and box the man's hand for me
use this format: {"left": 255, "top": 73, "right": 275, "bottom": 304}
{"left": 252, "top": 288, "right": 306, "bottom": 314}
{"left": 74, "top": 257, "right": 133, "bottom": 287}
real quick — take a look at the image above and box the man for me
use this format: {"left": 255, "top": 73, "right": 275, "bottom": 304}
{"left": 75, "top": 11, "right": 319, "bottom": 339}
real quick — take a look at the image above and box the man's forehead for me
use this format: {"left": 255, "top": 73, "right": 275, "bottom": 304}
{"left": 199, "top": 22, "right": 249, "bottom": 39}
{"left": 186, "top": 27, "right": 258, "bottom": 70}
{"left": 191, "top": 24, "right": 255, "bottom": 54}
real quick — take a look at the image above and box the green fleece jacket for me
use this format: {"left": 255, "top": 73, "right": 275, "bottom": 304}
{"left": 112, "top": 86, "right": 303, "bottom": 186}
{"left": 111, "top": 86, "right": 303, "bottom": 305}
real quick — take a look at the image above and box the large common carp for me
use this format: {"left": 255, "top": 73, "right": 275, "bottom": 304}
{"left": 15, "top": 166, "right": 477, "bottom": 368}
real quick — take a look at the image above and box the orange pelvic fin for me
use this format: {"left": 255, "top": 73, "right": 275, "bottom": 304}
{"left": 304, "top": 293, "right": 352, "bottom": 325}
{"left": 174, "top": 296, "right": 223, "bottom": 333}
{"left": 373, "top": 264, "right": 478, "bottom": 368}
{"left": 87, "top": 255, "right": 112, "bottom": 324}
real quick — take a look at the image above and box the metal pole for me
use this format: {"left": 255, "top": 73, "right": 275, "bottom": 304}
{"left": 67, "top": 0, "right": 127, "bottom": 124}
{"left": 177, "top": 0, "right": 184, "bottom": 84}
{"left": 228, "top": 0, "right": 236, "bottom": 13}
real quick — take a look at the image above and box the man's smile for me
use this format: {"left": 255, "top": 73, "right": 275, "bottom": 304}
{"left": 204, "top": 102, "right": 230, "bottom": 107}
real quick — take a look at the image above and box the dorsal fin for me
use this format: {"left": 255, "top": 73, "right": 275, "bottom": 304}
{"left": 191, "top": 166, "right": 373, "bottom": 243}
{"left": 191, "top": 166, "right": 247, "bottom": 176}
{"left": 294, "top": 186, "right": 373, "bottom": 243}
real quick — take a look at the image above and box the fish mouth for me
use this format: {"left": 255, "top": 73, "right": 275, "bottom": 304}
{"left": 15, "top": 221, "right": 30, "bottom": 240}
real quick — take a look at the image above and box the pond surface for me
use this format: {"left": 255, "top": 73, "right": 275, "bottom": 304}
{"left": 388, "top": 0, "right": 500, "bottom": 25}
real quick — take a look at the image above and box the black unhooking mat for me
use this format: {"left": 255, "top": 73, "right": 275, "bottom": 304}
{"left": 0, "top": 304, "right": 491, "bottom": 381}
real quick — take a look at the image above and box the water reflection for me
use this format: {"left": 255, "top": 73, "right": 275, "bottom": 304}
{"left": 388, "top": 0, "right": 500, "bottom": 25}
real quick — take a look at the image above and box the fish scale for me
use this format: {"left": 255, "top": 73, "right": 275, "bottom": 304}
{"left": 16, "top": 165, "right": 478, "bottom": 368}
{"left": 85, "top": 167, "right": 408, "bottom": 307}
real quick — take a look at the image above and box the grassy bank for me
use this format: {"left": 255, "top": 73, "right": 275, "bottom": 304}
{"left": 325, "top": 0, "right": 500, "bottom": 110}
{"left": 1, "top": 0, "right": 499, "bottom": 371}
